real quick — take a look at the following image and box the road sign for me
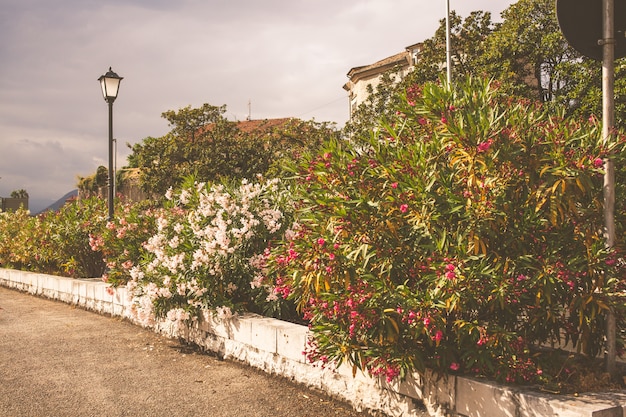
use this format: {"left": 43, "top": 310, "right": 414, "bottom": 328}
{"left": 556, "top": 0, "right": 626, "bottom": 60}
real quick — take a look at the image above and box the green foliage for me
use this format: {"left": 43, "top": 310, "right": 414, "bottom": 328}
{"left": 268, "top": 77, "right": 625, "bottom": 386}
{"left": 126, "top": 104, "right": 336, "bottom": 197}
{"left": 0, "top": 198, "right": 108, "bottom": 277}
{"left": 10, "top": 189, "right": 29, "bottom": 199}
{"left": 0, "top": 208, "right": 49, "bottom": 272}
{"left": 410, "top": 11, "right": 493, "bottom": 85}
{"left": 44, "top": 197, "right": 108, "bottom": 277}
{"left": 88, "top": 200, "right": 159, "bottom": 286}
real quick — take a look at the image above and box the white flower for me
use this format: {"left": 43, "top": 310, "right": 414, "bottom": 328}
{"left": 165, "top": 187, "right": 174, "bottom": 201}
{"left": 215, "top": 306, "right": 233, "bottom": 320}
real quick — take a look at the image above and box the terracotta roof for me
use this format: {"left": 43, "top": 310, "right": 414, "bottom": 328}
{"left": 197, "top": 117, "right": 298, "bottom": 137}
{"left": 235, "top": 118, "right": 296, "bottom": 133}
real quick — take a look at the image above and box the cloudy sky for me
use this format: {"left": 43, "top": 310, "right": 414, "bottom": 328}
{"left": 0, "top": 0, "right": 516, "bottom": 212}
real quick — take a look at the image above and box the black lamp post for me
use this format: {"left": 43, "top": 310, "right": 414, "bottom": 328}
{"left": 98, "top": 67, "right": 123, "bottom": 221}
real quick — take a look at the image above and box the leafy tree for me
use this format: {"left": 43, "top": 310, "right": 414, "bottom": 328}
{"left": 408, "top": 11, "right": 494, "bottom": 85}
{"left": 342, "top": 72, "right": 405, "bottom": 139}
{"left": 10, "top": 189, "right": 29, "bottom": 199}
{"left": 481, "top": 0, "right": 580, "bottom": 104}
{"left": 481, "top": 0, "right": 626, "bottom": 129}
{"left": 127, "top": 104, "right": 336, "bottom": 197}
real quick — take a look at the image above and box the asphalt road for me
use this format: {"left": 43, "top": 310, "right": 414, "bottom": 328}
{"left": 0, "top": 286, "right": 374, "bottom": 417}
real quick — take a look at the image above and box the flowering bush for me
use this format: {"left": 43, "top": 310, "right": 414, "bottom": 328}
{"left": 0, "top": 198, "right": 107, "bottom": 277}
{"left": 44, "top": 196, "right": 108, "bottom": 277}
{"left": 0, "top": 208, "right": 51, "bottom": 272}
{"left": 267, "top": 77, "right": 626, "bottom": 386}
{"left": 120, "top": 177, "right": 296, "bottom": 328}
{"left": 89, "top": 200, "right": 159, "bottom": 287}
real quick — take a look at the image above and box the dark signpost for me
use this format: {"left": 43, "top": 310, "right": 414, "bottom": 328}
{"left": 556, "top": 0, "right": 622, "bottom": 378}
{"left": 556, "top": 0, "right": 626, "bottom": 378}
{"left": 556, "top": 0, "right": 626, "bottom": 60}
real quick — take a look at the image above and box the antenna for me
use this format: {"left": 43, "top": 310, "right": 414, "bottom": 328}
{"left": 246, "top": 99, "right": 251, "bottom": 121}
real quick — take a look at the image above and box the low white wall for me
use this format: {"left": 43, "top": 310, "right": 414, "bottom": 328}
{"left": 1, "top": 268, "right": 624, "bottom": 417}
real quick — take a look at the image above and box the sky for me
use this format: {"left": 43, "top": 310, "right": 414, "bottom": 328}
{"left": 0, "top": 0, "right": 517, "bottom": 213}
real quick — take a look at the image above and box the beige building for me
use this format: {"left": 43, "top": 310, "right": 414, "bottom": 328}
{"left": 0, "top": 197, "right": 28, "bottom": 212}
{"left": 343, "top": 43, "right": 422, "bottom": 116}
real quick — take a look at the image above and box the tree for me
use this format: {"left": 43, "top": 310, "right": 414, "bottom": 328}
{"left": 481, "top": 0, "right": 626, "bottom": 128}
{"left": 408, "top": 11, "right": 494, "bottom": 85}
{"left": 127, "top": 104, "right": 337, "bottom": 197}
{"left": 10, "top": 189, "right": 28, "bottom": 199}
{"left": 481, "top": 0, "right": 591, "bottom": 106}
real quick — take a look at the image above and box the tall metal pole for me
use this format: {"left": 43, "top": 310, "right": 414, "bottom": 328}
{"left": 113, "top": 138, "right": 117, "bottom": 199}
{"left": 445, "top": 0, "right": 452, "bottom": 85}
{"left": 601, "top": 0, "right": 616, "bottom": 378}
{"left": 107, "top": 100, "right": 114, "bottom": 222}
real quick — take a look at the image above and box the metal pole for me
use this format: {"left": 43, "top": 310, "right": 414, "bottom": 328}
{"left": 445, "top": 0, "right": 452, "bottom": 85}
{"left": 107, "top": 100, "right": 114, "bottom": 222}
{"left": 113, "top": 138, "right": 117, "bottom": 198}
{"left": 601, "top": 0, "right": 616, "bottom": 378}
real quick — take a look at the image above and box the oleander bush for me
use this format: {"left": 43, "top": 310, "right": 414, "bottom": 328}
{"left": 0, "top": 197, "right": 107, "bottom": 277}
{"left": 96, "top": 177, "right": 299, "bottom": 327}
{"left": 266, "top": 77, "right": 626, "bottom": 386}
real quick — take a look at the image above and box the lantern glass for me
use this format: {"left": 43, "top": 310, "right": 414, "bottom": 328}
{"left": 98, "top": 67, "right": 123, "bottom": 101}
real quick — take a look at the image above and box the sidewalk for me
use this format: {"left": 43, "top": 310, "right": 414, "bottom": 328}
{"left": 0, "top": 286, "right": 372, "bottom": 417}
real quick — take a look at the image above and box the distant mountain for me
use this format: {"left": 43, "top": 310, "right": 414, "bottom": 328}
{"left": 34, "top": 189, "right": 78, "bottom": 215}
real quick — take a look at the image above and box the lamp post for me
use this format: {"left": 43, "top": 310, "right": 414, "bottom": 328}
{"left": 112, "top": 138, "right": 117, "bottom": 198}
{"left": 98, "top": 67, "right": 123, "bottom": 221}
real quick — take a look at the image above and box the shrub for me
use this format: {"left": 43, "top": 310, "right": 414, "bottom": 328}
{"left": 89, "top": 200, "right": 159, "bottom": 287}
{"left": 267, "top": 77, "right": 626, "bottom": 385}
{"left": 42, "top": 197, "right": 108, "bottom": 278}
{"left": 0, "top": 197, "right": 110, "bottom": 277}
{"left": 121, "top": 177, "right": 298, "bottom": 327}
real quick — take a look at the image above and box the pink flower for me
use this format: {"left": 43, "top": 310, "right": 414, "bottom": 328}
{"left": 440, "top": 116, "right": 448, "bottom": 124}
{"left": 445, "top": 271, "right": 456, "bottom": 280}
{"left": 434, "top": 330, "right": 443, "bottom": 342}
{"left": 423, "top": 317, "right": 431, "bottom": 327}
{"left": 400, "top": 204, "right": 409, "bottom": 213}
{"left": 477, "top": 139, "right": 493, "bottom": 153}
{"left": 450, "top": 362, "right": 460, "bottom": 371}
{"left": 391, "top": 182, "right": 398, "bottom": 189}
{"left": 317, "top": 238, "right": 326, "bottom": 246}
{"left": 593, "top": 157, "right": 604, "bottom": 168}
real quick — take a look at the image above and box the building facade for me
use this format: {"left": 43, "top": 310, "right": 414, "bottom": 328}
{"left": 343, "top": 43, "right": 422, "bottom": 116}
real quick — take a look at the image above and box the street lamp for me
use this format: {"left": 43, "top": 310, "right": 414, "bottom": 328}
{"left": 98, "top": 67, "right": 123, "bottom": 221}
